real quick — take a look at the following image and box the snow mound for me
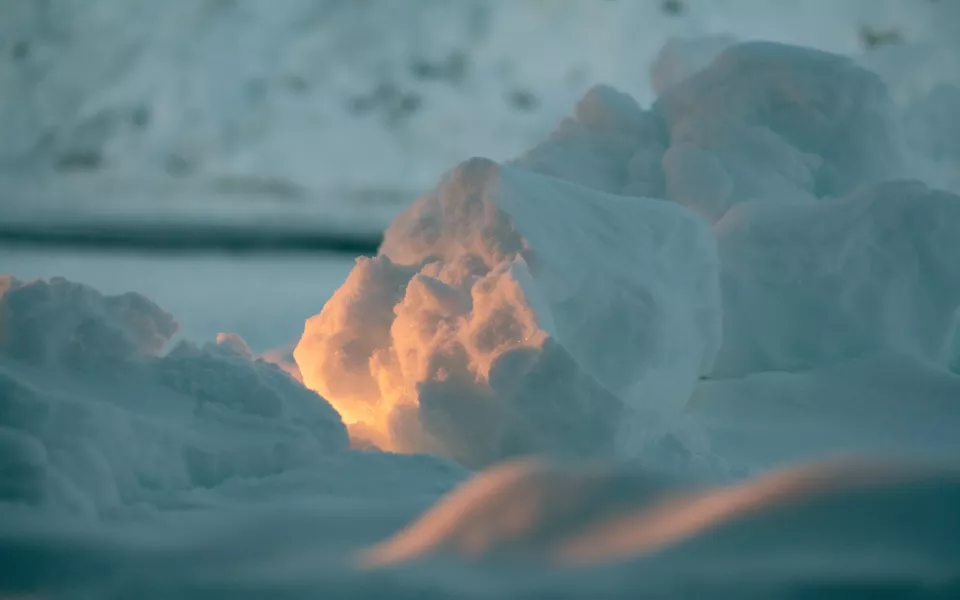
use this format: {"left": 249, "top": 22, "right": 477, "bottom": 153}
{"left": 0, "top": 276, "right": 351, "bottom": 517}
{"left": 363, "top": 457, "right": 960, "bottom": 570}
{"left": 904, "top": 83, "right": 960, "bottom": 194}
{"left": 649, "top": 35, "right": 737, "bottom": 95}
{"left": 0, "top": 275, "right": 178, "bottom": 366}
{"left": 295, "top": 157, "right": 721, "bottom": 467}
{"left": 907, "top": 84, "right": 960, "bottom": 161}
{"left": 713, "top": 180, "right": 960, "bottom": 377}
{"left": 654, "top": 41, "right": 906, "bottom": 222}
{"left": 510, "top": 85, "right": 668, "bottom": 198}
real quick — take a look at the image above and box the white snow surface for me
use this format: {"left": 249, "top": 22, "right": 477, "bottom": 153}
{"left": 713, "top": 180, "right": 960, "bottom": 376}
{"left": 3, "top": 4, "right": 960, "bottom": 597}
{"left": 0, "top": 275, "right": 371, "bottom": 517}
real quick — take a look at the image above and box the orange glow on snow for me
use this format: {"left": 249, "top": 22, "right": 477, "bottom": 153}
{"left": 293, "top": 251, "right": 550, "bottom": 452}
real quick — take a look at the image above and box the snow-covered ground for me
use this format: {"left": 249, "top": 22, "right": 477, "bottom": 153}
{"left": 4, "top": 1, "right": 960, "bottom": 598}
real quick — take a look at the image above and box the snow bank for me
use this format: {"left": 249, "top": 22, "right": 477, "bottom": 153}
{"left": 649, "top": 35, "right": 737, "bottom": 95}
{"left": 0, "top": 275, "right": 177, "bottom": 365}
{"left": 509, "top": 85, "right": 668, "bottom": 198}
{"left": 712, "top": 180, "right": 960, "bottom": 376}
{"left": 904, "top": 83, "right": 960, "bottom": 192}
{"left": 655, "top": 41, "right": 906, "bottom": 222}
{"left": 0, "top": 276, "right": 354, "bottom": 517}
{"left": 294, "top": 156, "right": 720, "bottom": 467}
{"left": 693, "top": 354, "right": 960, "bottom": 471}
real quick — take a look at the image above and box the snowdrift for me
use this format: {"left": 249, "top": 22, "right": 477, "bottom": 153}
{"left": 0, "top": 275, "right": 467, "bottom": 519}
{"left": 715, "top": 180, "right": 960, "bottom": 376}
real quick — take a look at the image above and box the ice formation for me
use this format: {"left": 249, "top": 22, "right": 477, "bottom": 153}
{"left": 295, "top": 157, "right": 721, "bottom": 467}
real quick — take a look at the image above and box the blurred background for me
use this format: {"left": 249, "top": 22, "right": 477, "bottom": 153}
{"left": 2, "top": 0, "right": 958, "bottom": 352}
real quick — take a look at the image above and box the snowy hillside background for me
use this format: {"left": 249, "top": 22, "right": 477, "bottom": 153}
{"left": 2, "top": 0, "right": 959, "bottom": 227}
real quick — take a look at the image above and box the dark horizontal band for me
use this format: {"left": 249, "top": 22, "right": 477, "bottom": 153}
{"left": 0, "top": 220, "right": 383, "bottom": 256}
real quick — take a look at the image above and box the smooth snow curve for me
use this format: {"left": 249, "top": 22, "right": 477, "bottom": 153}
{"left": 362, "top": 457, "right": 960, "bottom": 571}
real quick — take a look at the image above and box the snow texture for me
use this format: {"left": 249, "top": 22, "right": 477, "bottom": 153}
{"left": 713, "top": 180, "right": 960, "bottom": 377}
{"left": 509, "top": 85, "right": 669, "bottom": 198}
{"left": 655, "top": 41, "right": 907, "bottom": 222}
{"left": 649, "top": 35, "right": 737, "bottom": 96}
{"left": 0, "top": 276, "right": 361, "bottom": 518}
{"left": 0, "top": 275, "right": 177, "bottom": 365}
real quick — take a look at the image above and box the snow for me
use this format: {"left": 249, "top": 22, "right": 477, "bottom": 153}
{"left": 692, "top": 354, "right": 960, "bottom": 471}
{"left": 3, "top": 457, "right": 958, "bottom": 598}
{"left": 0, "top": 276, "right": 469, "bottom": 519}
{"left": 4, "top": 1, "right": 960, "bottom": 597}
{"left": 656, "top": 41, "right": 907, "bottom": 221}
{"left": 650, "top": 35, "right": 737, "bottom": 96}
{"left": 713, "top": 180, "right": 960, "bottom": 377}
{"left": 295, "top": 157, "right": 720, "bottom": 465}
{"left": 363, "top": 457, "right": 960, "bottom": 570}
{"left": 0, "top": 275, "right": 177, "bottom": 365}
{"left": 0, "top": 249, "right": 355, "bottom": 352}
{"left": 3, "top": 0, "right": 959, "bottom": 223}
{"left": 510, "top": 84, "right": 668, "bottom": 197}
